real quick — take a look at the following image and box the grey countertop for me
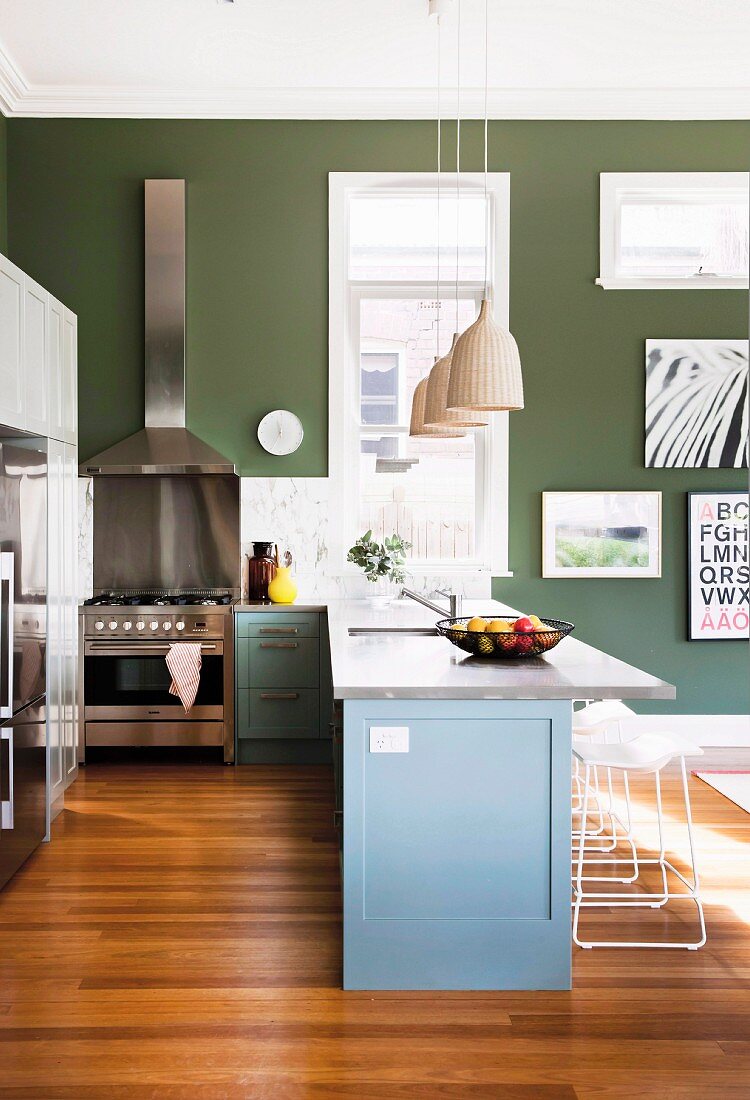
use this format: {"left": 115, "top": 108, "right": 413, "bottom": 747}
{"left": 235, "top": 597, "right": 676, "bottom": 701}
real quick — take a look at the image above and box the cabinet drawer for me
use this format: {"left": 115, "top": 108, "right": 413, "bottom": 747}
{"left": 237, "top": 636, "right": 320, "bottom": 689}
{"left": 237, "top": 689, "right": 319, "bottom": 739}
{"left": 236, "top": 613, "right": 319, "bottom": 638}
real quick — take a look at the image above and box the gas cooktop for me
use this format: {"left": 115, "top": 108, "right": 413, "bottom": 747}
{"left": 84, "top": 593, "right": 235, "bottom": 608}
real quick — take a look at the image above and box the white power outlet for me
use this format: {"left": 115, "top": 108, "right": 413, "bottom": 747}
{"left": 369, "top": 726, "right": 409, "bottom": 753}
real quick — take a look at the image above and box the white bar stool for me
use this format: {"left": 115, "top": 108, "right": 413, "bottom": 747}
{"left": 572, "top": 701, "right": 639, "bottom": 879}
{"left": 572, "top": 733, "right": 706, "bottom": 950}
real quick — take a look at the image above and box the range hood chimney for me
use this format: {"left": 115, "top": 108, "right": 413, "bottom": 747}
{"left": 81, "top": 179, "right": 236, "bottom": 476}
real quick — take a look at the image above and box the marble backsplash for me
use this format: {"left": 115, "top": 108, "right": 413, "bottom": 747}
{"left": 77, "top": 476, "right": 491, "bottom": 602}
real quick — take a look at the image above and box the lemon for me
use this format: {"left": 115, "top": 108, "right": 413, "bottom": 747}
{"left": 477, "top": 634, "right": 494, "bottom": 655}
{"left": 528, "top": 614, "right": 547, "bottom": 631}
{"left": 466, "top": 617, "right": 488, "bottom": 632}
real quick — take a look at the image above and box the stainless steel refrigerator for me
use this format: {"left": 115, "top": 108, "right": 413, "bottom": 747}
{"left": 0, "top": 427, "right": 47, "bottom": 890}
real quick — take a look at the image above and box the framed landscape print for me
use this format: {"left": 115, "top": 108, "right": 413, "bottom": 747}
{"left": 542, "top": 491, "right": 662, "bottom": 578}
{"left": 688, "top": 491, "right": 749, "bottom": 640}
{"left": 645, "top": 339, "right": 749, "bottom": 469}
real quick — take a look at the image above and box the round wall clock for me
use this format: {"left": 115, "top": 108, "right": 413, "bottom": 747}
{"left": 257, "top": 410, "right": 304, "bottom": 456}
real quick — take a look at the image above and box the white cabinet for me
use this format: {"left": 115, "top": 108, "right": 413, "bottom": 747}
{"left": 62, "top": 307, "right": 78, "bottom": 445}
{"left": 48, "top": 295, "right": 64, "bottom": 443}
{"left": 0, "top": 250, "right": 77, "bottom": 444}
{"left": 48, "top": 296, "right": 77, "bottom": 445}
{"left": 23, "top": 274, "right": 50, "bottom": 436}
{"left": 0, "top": 252, "right": 25, "bottom": 430}
{"left": 48, "top": 438, "right": 79, "bottom": 819}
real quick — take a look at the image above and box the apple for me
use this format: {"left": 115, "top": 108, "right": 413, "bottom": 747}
{"left": 513, "top": 616, "right": 535, "bottom": 633}
{"left": 515, "top": 634, "right": 535, "bottom": 653}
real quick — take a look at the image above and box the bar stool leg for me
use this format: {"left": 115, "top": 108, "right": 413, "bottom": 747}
{"left": 572, "top": 757, "right": 707, "bottom": 950}
{"left": 572, "top": 764, "right": 592, "bottom": 949}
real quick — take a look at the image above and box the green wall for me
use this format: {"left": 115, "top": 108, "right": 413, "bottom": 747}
{"left": 0, "top": 111, "right": 7, "bottom": 252}
{"left": 6, "top": 119, "right": 749, "bottom": 714}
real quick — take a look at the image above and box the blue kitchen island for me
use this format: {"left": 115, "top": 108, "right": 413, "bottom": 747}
{"left": 326, "top": 598, "right": 675, "bottom": 991}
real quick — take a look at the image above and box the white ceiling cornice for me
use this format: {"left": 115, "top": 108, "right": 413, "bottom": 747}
{"left": 0, "top": 41, "right": 27, "bottom": 116}
{"left": 1, "top": 37, "right": 749, "bottom": 121}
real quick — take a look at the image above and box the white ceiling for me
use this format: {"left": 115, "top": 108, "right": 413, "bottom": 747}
{"left": 1, "top": 0, "right": 749, "bottom": 119}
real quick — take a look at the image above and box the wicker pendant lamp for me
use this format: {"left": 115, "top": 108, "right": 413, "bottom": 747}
{"left": 424, "top": 333, "right": 489, "bottom": 428}
{"left": 410, "top": 370, "right": 464, "bottom": 439}
{"left": 447, "top": 300, "right": 523, "bottom": 411}
{"left": 446, "top": 0, "right": 524, "bottom": 413}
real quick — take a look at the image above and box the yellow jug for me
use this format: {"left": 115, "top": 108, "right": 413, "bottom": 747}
{"left": 267, "top": 565, "right": 298, "bottom": 605}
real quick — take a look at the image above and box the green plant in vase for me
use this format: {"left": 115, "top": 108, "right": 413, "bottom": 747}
{"left": 347, "top": 531, "right": 411, "bottom": 601}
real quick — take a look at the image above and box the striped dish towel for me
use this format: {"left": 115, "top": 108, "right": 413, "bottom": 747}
{"left": 166, "top": 642, "right": 202, "bottom": 713}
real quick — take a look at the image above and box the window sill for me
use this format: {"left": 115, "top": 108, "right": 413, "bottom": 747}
{"left": 328, "top": 563, "right": 514, "bottom": 579}
{"left": 595, "top": 276, "right": 748, "bottom": 290}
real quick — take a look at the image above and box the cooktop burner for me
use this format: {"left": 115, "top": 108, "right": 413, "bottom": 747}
{"left": 84, "top": 593, "right": 234, "bottom": 608}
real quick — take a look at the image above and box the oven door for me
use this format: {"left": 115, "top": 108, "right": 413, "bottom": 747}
{"left": 84, "top": 640, "right": 224, "bottom": 721}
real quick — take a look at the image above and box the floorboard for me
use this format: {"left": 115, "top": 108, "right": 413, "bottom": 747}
{"left": 0, "top": 749, "right": 748, "bottom": 1098}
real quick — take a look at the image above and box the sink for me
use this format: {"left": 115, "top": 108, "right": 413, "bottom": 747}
{"left": 348, "top": 627, "right": 438, "bottom": 637}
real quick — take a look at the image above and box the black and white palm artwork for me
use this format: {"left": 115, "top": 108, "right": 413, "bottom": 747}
{"left": 645, "top": 340, "right": 748, "bottom": 468}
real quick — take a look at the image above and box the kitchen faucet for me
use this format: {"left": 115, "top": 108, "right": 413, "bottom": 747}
{"left": 400, "top": 587, "right": 463, "bottom": 620}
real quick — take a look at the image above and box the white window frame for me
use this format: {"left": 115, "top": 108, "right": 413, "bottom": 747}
{"left": 329, "top": 171, "right": 511, "bottom": 577}
{"left": 359, "top": 342, "right": 406, "bottom": 443}
{"left": 597, "top": 171, "right": 750, "bottom": 290}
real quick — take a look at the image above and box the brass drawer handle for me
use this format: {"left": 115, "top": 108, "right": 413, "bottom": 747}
{"left": 259, "top": 641, "right": 298, "bottom": 649}
{"left": 260, "top": 692, "right": 300, "bottom": 700}
{"left": 259, "top": 627, "right": 299, "bottom": 635}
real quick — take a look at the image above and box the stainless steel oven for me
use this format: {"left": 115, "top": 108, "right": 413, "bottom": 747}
{"left": 80, "top": 603, "right": 235, "bottom": 761}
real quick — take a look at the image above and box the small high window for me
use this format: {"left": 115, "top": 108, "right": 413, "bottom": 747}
{"left": 597, "top": 172, "right": 749, "bottom": 289}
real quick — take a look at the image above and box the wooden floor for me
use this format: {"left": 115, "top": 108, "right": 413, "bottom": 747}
{"left": 1, "top": 750, "right": 749, "bottom": 1099}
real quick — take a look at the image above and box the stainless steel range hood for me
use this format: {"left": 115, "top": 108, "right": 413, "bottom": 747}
{"left": 81, "top": 179, "right": 236, "bottom": 476}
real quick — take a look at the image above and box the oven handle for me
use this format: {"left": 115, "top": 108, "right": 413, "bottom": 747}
{"left": 85, "top": 643, "right": 219, "bottom": 655}
{"left": 0, "top": 552, "right": 14, "bottom": 720}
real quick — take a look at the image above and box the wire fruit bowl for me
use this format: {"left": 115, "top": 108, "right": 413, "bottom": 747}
{"left": 435, "top": 616, "right": 575, "bottom": 659}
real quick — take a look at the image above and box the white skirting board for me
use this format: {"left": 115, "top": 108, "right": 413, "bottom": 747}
{"left": 618, "top": 714, "right": 750, "bottom": 749}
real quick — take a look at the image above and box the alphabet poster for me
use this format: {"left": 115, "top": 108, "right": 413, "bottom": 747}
{"left": 688, "top": 492, "right": 749, "bottom": 640}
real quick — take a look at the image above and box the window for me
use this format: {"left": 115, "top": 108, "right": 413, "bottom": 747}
{"left": 329, "top": 173, "right": 510, "bottom": 575}
{"left": 598, "top": 172, "right": 749, "bottom": 289}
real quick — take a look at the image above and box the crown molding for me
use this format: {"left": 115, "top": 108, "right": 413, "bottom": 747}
{"left": 1, "top": 42, "right": 749, "bottom": 120}
{"left": 0, "top": 41, "right": 27, "bottom": 115}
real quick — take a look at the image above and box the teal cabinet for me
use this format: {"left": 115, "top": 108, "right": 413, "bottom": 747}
{"left": 237, "top": 636, "right": 320, "bottom": 688}
{"left": 235, "top": 611, "right": 332, "bottom": 763}
{"left": 342, "top": 699, "right": 572, "bottom": 990}
{"left": 237, "top": 689, "right": 320, "bottom": 739}
{"left": 236, "top": 613, "right": 320, "bottom": 638}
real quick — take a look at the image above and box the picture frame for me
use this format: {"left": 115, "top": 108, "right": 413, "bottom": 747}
{"left": 687, "top": 491, "right": 749, "bottom": 641}
{"left": 542, "top": 491, "right": 662, "bottom": 579}
{"left": 645, "top": 339, "right": 749, "bottom": 469}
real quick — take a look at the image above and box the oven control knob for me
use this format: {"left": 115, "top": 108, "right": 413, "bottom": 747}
{"left": 108, "top": 620, "right": 118, "bottom": 631}
{"left": 150, "top": 621, "right": 159, "bottom": 631}
{"left": 123, "top": 621, "right": 132, "bottom": 631}
{"left": 163, "top": 621, "right": 172, "bottom": 631}
{"left": 136, "top": 620, "right": 145, "bottom": 631}
{"left": 94, "top": 620, "right": 104, "bottom": 631}
{"left": 175, "top": 620, "right": 185, "bottom": 631}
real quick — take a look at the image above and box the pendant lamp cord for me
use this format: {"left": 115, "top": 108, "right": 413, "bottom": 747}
{"left": 483, "top": 0, "right": 489, "bottom": 301}
{"left": 436, "top": 12, "right": 441, "bottom": 362}
{"left": 455, "top": 0, "right": 461, "bottom": 327}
